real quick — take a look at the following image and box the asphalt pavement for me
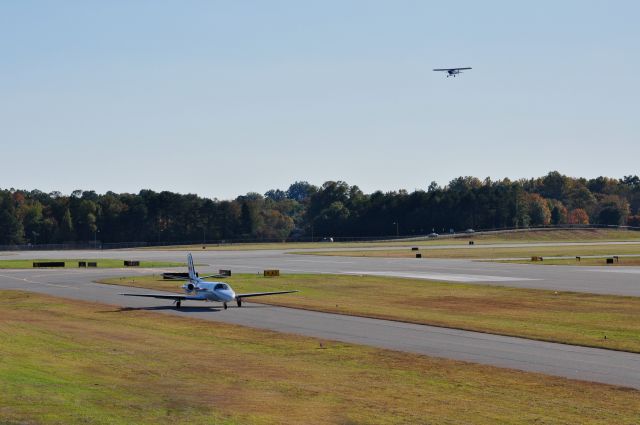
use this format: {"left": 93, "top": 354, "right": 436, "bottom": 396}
{"left": 3, "top": 245, "right": 640, "bottom": 295}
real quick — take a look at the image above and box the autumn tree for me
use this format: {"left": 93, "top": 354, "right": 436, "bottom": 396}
{"left": 2, "top": 171, "right": 640, "bottom": 246}
{"left": 568, "top": 209, "right": 589, "bottom": 225}
{"left": 528, "top": 194, "right": 551, "bottom": 226}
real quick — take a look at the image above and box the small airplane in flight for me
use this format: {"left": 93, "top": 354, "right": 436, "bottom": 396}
{"left": 433, "top": 67, "right": 472, "bottom": 77}
{"left": 121, "top": 253, "right": 297, "bottom": 310}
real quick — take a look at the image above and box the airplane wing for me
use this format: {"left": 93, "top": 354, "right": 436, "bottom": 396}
{"left": 161, "top": 275, "right": 188, "bottom": 281}
{"left": 236, "top": 290, "right": 298, "bottom": 299}
{"left": 120, "top": 293, "right": 206, "bottom": 301}
{"left": 199, "top": 273, "right": 229, "bottom": 279}
{"left": 433, "top": 67, "right": 472, "bottom": 71}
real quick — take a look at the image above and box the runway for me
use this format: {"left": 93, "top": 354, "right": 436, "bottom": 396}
{"left": 4, "top": 246, "right": 640, "bottom": 295}
{"left": 1, "top": 258, "right": 640, "bottom": 390}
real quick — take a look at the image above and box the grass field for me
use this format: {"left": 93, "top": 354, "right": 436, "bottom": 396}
{"left": 296, "top": 243, "right": 640, "bottom": 260}
{"left": 100, "top": 273, "right": 640, "bottom": 353}
{"left": 1, "top": 290, "right": 638, "bottom": 424}
{"left": 0, "top": 259, "right": 183, "bottom": 269}
{"left": 142, "top": 229, "right": 640, "bottom": 251}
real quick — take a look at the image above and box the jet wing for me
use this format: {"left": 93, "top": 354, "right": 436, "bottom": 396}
{"left": 199, "top": 273, "right": 229, "bottom": 279}
{"left": 120, "top": 293, "right": 206, "bottom": 301}
{"left": 236, "top": 290, "right": 298, "bottom": 299}
{"left": 161, "top": 274, "right": 188, "bottom": 281}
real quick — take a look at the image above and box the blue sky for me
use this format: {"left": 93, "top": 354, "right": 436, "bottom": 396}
{"left": 1, "top": 1, "right": 638, "bottom": 199}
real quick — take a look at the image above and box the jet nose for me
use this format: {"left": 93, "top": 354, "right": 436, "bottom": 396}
{"left": 224, "top": 290, "right": 236, "bottom": 302}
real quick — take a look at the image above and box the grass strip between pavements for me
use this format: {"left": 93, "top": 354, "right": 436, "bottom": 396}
{"left": 0, "top": 259, "right": 184, "bottom": 269}
{"left": 99, "top": 273, "right": 640, "bottom": 354}
{"left": 141, "top": 229, "right": 640, "bottom": 251}
{"left": 293, "top": 243, "right": 640, "bottom": 261}
{"left": 0, "top": 290, "right": 639, "bottom": 424}
{"left": 493, "top": 257, "right": 640, "bottom": 266}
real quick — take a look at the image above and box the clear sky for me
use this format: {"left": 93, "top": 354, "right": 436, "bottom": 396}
{"left": 1, "top": 1, "right": 638, "bottom": 199}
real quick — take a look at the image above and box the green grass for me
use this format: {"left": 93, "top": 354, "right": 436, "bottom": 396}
{"left": 100, "top": 273, "right": 640, "bottom": 353}
{"left": 1, "top": 290, "right": 639, "bottom": 424}
{"left": 296, "top": 243, "right": 640, "bottom": 260}
{"left": 0, "top": 259, "right": 184, "bottom": 269}
{"left": 141, "top": 229, "right": 640, "bottom": 251}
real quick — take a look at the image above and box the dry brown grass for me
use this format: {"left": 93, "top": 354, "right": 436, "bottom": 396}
{"left": 141, "top": 229, "right": 640, "bottom": 251}
{"left": 298, "top": 243, "right": 640, "bottom": 260}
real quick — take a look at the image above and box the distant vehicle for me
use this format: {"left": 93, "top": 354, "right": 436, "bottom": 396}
{"left": 427, "top": 232, "right": 439, "bottom": 238}
{"left": 433, "top": 67, "right": 472, "bottom": 78}
{"left": 121, "top": 253, "right": 297, "bottom": 310}
{"left": 465, "top": 228, "right": 475, "bottom": 234}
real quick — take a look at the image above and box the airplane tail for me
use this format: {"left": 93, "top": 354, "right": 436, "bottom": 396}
{"left": 187, "top": 253, "right": 198, "bottom": 282}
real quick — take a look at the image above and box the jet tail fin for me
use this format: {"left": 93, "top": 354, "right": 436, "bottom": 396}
{"left": 187, "top": 253, "right": 198, "bottom": 282}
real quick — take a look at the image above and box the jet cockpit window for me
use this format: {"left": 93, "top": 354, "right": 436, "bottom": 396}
{"left": 214, "top": 283, "right": 229, "bottom": 290}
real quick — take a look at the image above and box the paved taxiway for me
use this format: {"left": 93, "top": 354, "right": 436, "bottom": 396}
{"left": 1, "top": 254, "right": 640, "bottom": 390}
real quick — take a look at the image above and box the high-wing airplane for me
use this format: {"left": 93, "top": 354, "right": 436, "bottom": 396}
{"left": 121, "top": 253, "right": 297, "bottom": 310}
{"left": 433, "top": 67, "right": 472, "bottom": 77}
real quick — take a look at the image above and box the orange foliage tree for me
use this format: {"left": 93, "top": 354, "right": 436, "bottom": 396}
{"left": 568, "top": 208, "right": 589, "bottom": 225}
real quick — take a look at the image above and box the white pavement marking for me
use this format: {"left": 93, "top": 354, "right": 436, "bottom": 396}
{"left": 0, "top": 273, "right": 73, "bottom": 288}
{"left": 285, "top": 258, "right": 356, "bottom": 264}
{"left": 345, "top": 271, "right": 539, "bottom": 282}
{"left": 582, "top": 268, "right": 640, "bottom": 275}
{"left": 0, "top": 273, "right": 32, "bottom": 283}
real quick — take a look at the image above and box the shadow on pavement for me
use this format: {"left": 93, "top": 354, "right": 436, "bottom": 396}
{"left": 97, "top": 304, "right": 271, "bottom": 313}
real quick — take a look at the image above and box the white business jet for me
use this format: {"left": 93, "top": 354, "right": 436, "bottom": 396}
{"left": 121, "top": 253, "right": 297, "bottom": 310}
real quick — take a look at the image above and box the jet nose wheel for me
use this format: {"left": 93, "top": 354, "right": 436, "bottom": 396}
{"left": 223, "top": 302, "right": 228, "bottom": 310}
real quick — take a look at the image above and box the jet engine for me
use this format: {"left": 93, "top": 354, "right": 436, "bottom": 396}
{"left": 184, "top": 283, "right": 195, "bottom": 292}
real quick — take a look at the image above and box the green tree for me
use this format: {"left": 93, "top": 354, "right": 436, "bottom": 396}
{"left": 18, "top": 200, "right": 44, "bottom": 243}
{"left": 60, "top": 208, "right": 74, "bottom": 241}
{"left": 597, "top": 195, "right": 630, "bottom": 225}
{"left": 0, "top": 192, "right": 24, "bottom": 244}
{"left": 286, "top": 181, "right": 316, "bottom": 202}
{"left": 514, "top": 188, "right": 530, "bottom": 228}
{"left": 567, "top": 185, "right": 596, "bottom": 211}
{"left": 548, "top": 200, "right": 568, "bottom": 225}
{"left": 538, "top": 171, "right": 571, "bottom": 200}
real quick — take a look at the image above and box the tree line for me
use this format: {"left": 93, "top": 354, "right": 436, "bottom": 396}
{"left": 1, "top": 171, "right": 639, "bottom": 245}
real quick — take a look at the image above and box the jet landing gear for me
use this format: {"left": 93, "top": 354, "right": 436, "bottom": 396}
{"left": 175, "top": 300, "right": 182, "bottom": 309}
{"left": 236, "top": 298, "right": 242, "bottom": 308}
{"left": 223, "top": 302, "right": 228, "bottom": 310}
